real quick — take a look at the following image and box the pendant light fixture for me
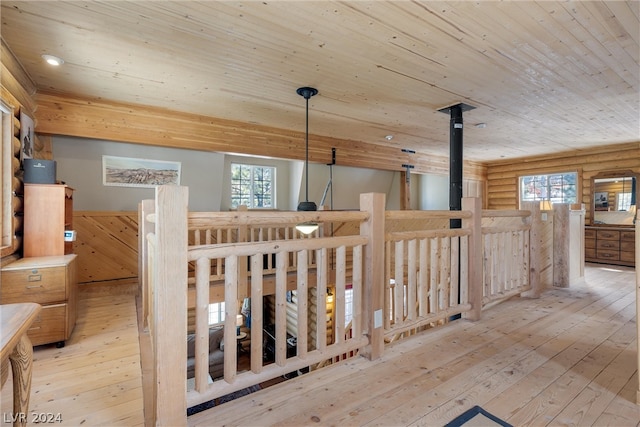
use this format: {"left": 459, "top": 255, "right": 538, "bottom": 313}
{"left": 296, "top": 86, "right": 318, "bottom": 211}
{"left": 296, "top": 86, "right": 319, "bottom": 235}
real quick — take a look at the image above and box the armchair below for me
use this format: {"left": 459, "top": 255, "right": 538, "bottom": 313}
{"left": 186, "top": 327, "right": 225, "bottom": 380}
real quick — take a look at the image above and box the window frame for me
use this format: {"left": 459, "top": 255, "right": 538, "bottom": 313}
{"left": 518, "top": 170, "right": 579, "bottom": 209}
{"left": 230, "top": 162, "right": 276, "bottom": 209}
{"left": 1, "top": 99, "right": 14, "bottom": 256}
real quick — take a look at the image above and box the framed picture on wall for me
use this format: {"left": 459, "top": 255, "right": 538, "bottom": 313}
{"left": 20, "top": 112, "right": 34, "bottom": 162}
{"left": 594, "top": 191, "right": 608, "bottom": 210}
{"left": 102, "top": 155, "right": 181, "bottom": 188}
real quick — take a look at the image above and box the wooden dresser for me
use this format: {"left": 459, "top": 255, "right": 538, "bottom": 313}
{"left": 584, "top": 226, "right": 635, "bottom": 267}
{"left": 1, "top": 255, "right": 78, "bottom": 347}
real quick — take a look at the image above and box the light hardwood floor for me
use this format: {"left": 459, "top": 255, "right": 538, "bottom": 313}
{"left": 1, "top": 283, "right": 144, "bottom": 427}
{"left": 189, "top": 264, "right": 640, "bottom": 426}
{"left": 2, "top": 264, "right": 638, "bottom": 426}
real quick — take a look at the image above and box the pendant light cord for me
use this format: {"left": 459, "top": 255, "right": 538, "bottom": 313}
{"left": 305, "top": 96, "right": 309, "bottom": 202}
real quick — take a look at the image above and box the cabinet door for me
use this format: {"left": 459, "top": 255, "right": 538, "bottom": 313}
{"left": 24, "top": 184, "right": 70, "bottom": 257}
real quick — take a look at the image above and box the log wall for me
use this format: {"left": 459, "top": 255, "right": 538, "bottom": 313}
{"left": 0, "top": 38, "right": 51, "bottom": 260}
{"left": 486, "top": 142, "right": 640, "bottom": 224}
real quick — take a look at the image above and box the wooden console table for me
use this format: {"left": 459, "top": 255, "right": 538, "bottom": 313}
{"left": 1, "top": 303, "right": 41, "bottom": 427}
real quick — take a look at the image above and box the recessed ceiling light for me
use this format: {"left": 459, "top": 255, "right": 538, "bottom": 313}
{"left": 385, "top": 135, "right": 394, "bottom": 141}
{"left": 42, "top": 54, "right": 64, "bottom": 66}
{"left": 474, "top": 123, "right": 487, "bottom": 129}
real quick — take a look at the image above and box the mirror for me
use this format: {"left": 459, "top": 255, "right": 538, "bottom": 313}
{"left": 591, "top": 170, "right": 638, "bottom": 226}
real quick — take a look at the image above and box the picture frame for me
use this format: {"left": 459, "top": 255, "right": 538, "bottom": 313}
{"left": 20, "top": 112, "right": 34, "bottom": 162}
{"left": 594, "top": 191, "right": 608, "bottom": 210}
{"left": 102, "top": 155, "right": 181, "bottom": 188}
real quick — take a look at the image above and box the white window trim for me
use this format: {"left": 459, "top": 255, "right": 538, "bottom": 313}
{"left": 230, "top": 163, "right": 276, "bottom": 209}
{"left": 1, "top": 100, "right": 14, "bottom": 253}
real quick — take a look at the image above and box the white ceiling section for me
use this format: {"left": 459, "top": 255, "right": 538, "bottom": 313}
{"left": 1, "top": 1, "right": 638, "bottom": 162}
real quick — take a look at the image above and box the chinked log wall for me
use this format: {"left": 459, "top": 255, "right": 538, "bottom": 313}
{"left": 486, "top": 142, "right": 640, "bottom": 224}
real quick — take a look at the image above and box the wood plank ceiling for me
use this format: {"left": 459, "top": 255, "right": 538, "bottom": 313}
{"left": 1, "top": 1, "right": 638, "bottom": 162}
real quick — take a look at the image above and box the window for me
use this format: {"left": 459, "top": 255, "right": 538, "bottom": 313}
{"left": 230, "top": 163, "right": 275, "bottom": 209}
{"left": 208, "top": 302, "right": 225, "bottom": 325}
{"left": 519, "top": 172, "right": 577, "bottom": 206}
{"left": 617, "top": 192, "right": 632, "bottom": 211}
{"left": 1, "top": 100, "right": 13, "bottom": 255}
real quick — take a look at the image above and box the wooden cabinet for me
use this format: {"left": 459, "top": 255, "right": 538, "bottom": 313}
{"left": 1, "top": 255, "right": 78, "bottom": 346}
{"left": 584, "top": 226, "right": 635, "bottom": 267}
{"left": 24, "top": 184, "right": 74, "bottom": 257}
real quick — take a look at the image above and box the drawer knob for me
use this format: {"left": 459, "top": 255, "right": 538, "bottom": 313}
{"left": 25, "top": 284, "right": 44, "bottom": 289}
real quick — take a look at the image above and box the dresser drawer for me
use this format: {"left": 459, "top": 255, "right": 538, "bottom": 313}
{"left": 596, "top": 250, "right": 620, "bottom": 261}
{"left": 584, "top": 229, "right": 596, "bottom": 239}
{"left": 584, "top": 238, "right": 596, "bottom": 249}
{"left": 27, "top": 303, "right": 67, "bottom": 346}
{"left": 596, "top": 230, "right": 620, "bottom": 241}
{"left": 620, "top": 241, "right": 635, "bottom": 252}
{"left": 585, "top": 247, "right": 596, "bottom": 259}
{"left": 620, "top": 231, "right": 635, "bottom": 242}
{"left": 1, "top": 266, "right": 66, "bottom": 304}
{"left": 596, "top": 239, "right": 620, "bottom": 250}
{"left": 620, "top": 250, "right": 635, "bottom": 263}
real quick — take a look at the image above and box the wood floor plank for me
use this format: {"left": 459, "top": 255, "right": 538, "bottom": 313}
{"left": 188, "top": 264, "right": 638, "bottom": 427}
{"left": 2, "top": 264, "right": 636, "bottom": 427}
{"left": 594, "top": 371, "right": 640, "bottom": 426}
{"left": 0, "top": 287, "right": 144, "bottom": 427}
{"left": 550, "top": 337, "right": 637, "bottom": 426}
{"left": 503, "top": 302, "right": 636, "bottom": 426}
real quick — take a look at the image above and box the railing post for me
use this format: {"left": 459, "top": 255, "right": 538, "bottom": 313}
{"left": 139, "top": 199, "right": 154, "bottom": 331}
{"left": 553, "top": 203, "right": 570, "bottom": 288}
{"left": 462, "top": 197, "right": 482, "bottom": 320}
{"left": 523, "top": 201, "right": 544, "bottom": 298}
{"left": 153, "top": 185, "right": 189, "bottom": 426}
{"left": 360, "top": 192, "right": 385, "bottom": 360}
{"left": 237, "top": 205, "right": 249, "bottom": 299}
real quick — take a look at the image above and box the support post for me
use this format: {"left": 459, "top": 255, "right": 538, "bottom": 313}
{"left": 360, "top": 192, "right": 385, "bottom": 360}
{"left": 462, "top": 197, "right": 482, "bottom": 321}
{"left": 153, "top": 185, "right": 189, "bottom": 426}
{"left": 399, "top": 171, "right": 411, "bottom": 210}
{"left": 553, "top": 203, "right": 570, "bottom": 288}
{"left": 522, "top": 201, "right": 544, "bottom": 298}
{"left": 237, "top": 205, "right": 249, "bottom": 299}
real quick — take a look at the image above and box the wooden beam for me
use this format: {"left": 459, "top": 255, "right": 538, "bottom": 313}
{"left": 34, "top": 91, "right": 487, "bottom": 180}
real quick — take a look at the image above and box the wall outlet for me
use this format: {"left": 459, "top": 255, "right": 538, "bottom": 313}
{"left": 64, "top": 230, "right": 76, "bottom": 242}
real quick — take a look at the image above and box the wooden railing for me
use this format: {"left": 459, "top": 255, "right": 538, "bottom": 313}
{"left": 480, "top": 209, "right": 532, "bottom": 307}
{"left": 140, "top": 188, "right": 386, "bottom": 425}
{"left": 140, "top": 188, "right": 548, "bottom": 425}
{"left": 382, "top": 208, "right": 477, "bottom": 339}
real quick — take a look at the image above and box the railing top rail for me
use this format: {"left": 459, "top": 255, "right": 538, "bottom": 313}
{"left": 188, "top": 235, "right": 368, "bottom": 260}
{"left": 385, "top": 210, "right": 473, "bottom": 220}
{"left": 187, "top": 210, "right": 369, "bottom": 228}
{"left": 386, "top": 228, "right": 471, "bottom": 241}
{"left": 482, "top": 209, "right": 531, "bottom": 218}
